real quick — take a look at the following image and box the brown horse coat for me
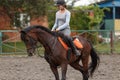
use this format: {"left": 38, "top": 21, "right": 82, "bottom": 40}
{"left": 20, "top": 25, "right": 100, "bottom": 80}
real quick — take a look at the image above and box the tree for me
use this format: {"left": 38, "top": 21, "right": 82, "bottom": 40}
{"left": 70, "top": 5, "right": 107, "bottom": 30}
{"left": 0, "top": 0, "right": 49, "bottom": 27}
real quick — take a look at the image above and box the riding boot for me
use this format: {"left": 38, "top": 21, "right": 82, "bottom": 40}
{"left": 66, "top": 36, "right": 81, "bottom": 56}
{"left": 72, "top": 44, "right": 81, "bottom": 56}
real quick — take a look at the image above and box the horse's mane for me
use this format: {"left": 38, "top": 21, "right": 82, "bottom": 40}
{"left": 21, "top": 25, "right": 71, "bottom": 47}
{"left": 22, "top": 25, "right": 68, "bottom": 37}
{"left": 22, "top": 25, "right": 56, "bottom": 35}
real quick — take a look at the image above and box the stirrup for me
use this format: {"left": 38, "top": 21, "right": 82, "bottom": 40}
{"left": 75, "top": 50, "right": 81, "bottom": 56}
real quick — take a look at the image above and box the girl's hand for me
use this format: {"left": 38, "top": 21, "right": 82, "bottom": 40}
{"left": 56, "top": 29, "right": 59, "bottom": 32}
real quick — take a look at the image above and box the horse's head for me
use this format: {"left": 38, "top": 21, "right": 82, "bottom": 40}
{"left": 20, "top": 25, "right": 57, "bottom": 56}
{"left": 20, "top": 28, "right": 38, "bottom": 56}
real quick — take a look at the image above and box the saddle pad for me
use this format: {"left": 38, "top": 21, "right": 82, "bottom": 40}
{"left": 73, "top": 38, "right": 83, "bottom": 49}
{"left": 58, "top": 37, "right": 83, "bottom": 50}
{"left": 58, "top": 37, "right": 68, "bottom": 50}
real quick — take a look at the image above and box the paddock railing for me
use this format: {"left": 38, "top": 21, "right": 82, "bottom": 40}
{"left": 0, "top": 30, "right": 120, "bottom": 54}
{"left": 0, "top": 30, "right": 27, "bottom": 54}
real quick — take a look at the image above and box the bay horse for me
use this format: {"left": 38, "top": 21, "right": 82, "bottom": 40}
{"left": 20, "top": 25, "right": 100, "bottom": 80}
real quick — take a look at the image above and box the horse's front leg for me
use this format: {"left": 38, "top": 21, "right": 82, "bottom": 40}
{"left": 50, "top": 65, "right": 60, "bottom": 80}
{"left": 61, "top": 63, "right": 68, "bottom": 80}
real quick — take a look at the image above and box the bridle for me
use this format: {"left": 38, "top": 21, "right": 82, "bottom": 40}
{"left": 24, "top": 32, "right": 58, "bottom": 56}
{"left": 26, "top": 35, "right": 37, "bottom": 48}
{"left": 25, "top": 34, "right": 41, "bottom": 56}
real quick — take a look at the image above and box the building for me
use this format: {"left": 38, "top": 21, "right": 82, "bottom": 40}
{"left": 97, "top": 0, "right": 120, "bottom": 31}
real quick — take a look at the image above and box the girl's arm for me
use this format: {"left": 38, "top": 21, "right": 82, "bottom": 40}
{"left": 57, "top": 11, "right": 71, "bottom": 30}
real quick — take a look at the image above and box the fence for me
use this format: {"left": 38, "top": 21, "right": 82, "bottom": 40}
{"left": 0, "top": 30, "right": 27, "bottom": 54}
{"left": 0, "top": 30, "right": 120, "bottom": 54}
{"left": 72, "top": 30, "right": 120, "bottom": 54}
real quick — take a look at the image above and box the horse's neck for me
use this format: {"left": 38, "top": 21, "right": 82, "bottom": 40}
{"left": 38, "top": 34, "right": 56, "bottom": 50}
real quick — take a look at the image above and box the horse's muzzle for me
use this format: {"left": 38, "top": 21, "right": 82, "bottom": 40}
{"left": 27, "top": 48, "right": 35, "bottom": 56}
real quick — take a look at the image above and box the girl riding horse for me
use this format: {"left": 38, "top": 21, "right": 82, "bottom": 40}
{"left": 20, "top": 25, "right": 100, "bottom": 80}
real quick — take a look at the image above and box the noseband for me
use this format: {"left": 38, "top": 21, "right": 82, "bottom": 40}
{"left": 25, "top": 34, "right": 38, "bottom": 51}
{"left": 24, "top": 32, "right": 57, "bottom": 56}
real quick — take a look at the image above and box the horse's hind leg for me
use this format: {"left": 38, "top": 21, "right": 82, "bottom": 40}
{"left": 81, "top": 55, "right": 89, "bottom": 80}
{"left": 70, "top": 61, "right": 89, "bottom": 80}
{"left": 50, "top": 65, "right": 60, "bottom": 80}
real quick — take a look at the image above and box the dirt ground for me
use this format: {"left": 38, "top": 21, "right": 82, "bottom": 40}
{"left": 0, "top": 54, "right": 120, "bottom": 80}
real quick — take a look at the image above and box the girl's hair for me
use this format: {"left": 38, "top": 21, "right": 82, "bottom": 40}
{"left": 56, "top": 0, "right": 66, "bottom": 8}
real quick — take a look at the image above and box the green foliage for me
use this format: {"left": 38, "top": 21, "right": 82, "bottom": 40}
{"left": 47, "top": 10, "right": 56, "bottom": 28}
{"left": 22, "top": 0, "right": 48, "bottom": 18}
{"left": 70, "top": 10, "right": 91, "bottom": 30}
{"left": 48, "top": 4, "right": 107, "bottom": 30}
{"left": 0, "top": 0, "right": 50, "bottom": 26}
{"left": 46, "top": 1, "right": 57, "bottom": 28}
{"left": 69, "top": 5, "right": 108, "bottom": 43}
{"left": 0, "top": 0, "right": 23, "bottom": 17}
{"left": 71, "top": 5, "right": 105, "bottom": 30}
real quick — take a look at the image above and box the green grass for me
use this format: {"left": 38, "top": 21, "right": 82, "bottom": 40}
{"left": 1, "top": 41, "right": 120, "bottom": 55}
{"left": 95, "top": 41, "right": 120, "bottom": 54}
{"left": 113, "top": 41, "right": 120, "bottom": 53}
{"left": 2, "top": 42, "right": 26, "bottom": 52}
{"left": 95, "top": 43, "right": 111, "bottom": 54}
{"left": 1, "top": 42, "right": 44, "bottom": 55}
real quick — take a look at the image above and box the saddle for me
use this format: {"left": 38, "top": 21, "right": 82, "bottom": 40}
{"left": 58, "top": 37, "right": 83, "bottom": 50}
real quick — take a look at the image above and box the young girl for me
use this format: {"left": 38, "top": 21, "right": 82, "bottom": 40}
{"left": 52, "top": 0, "right": 71, "bottom": 36}
{"left": 52, "top": 0, "right": 80, "bottom": 56}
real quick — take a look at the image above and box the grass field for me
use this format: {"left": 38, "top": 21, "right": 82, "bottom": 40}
{"left": 2, "top": 42, "right": 25, "bottom": 52}
{"left": 1, "top": 41, "right": 120, "bottom": 54}
{"left": 1, "top": 42, "right": 43, "bottom": 55}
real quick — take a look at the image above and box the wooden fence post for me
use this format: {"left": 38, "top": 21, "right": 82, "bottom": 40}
{"left": 110, "top": 31, "right": 114, "bottom": 54}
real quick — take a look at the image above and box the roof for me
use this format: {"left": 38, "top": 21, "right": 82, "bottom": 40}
{"left": 97, "top": 0, "right": 120, "bottom": 7}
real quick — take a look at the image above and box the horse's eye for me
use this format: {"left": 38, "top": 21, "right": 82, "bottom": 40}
{"left": 25, "top": 39, "right": 29, "bottom": 42}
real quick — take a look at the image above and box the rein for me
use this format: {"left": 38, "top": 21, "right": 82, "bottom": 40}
{"left": 22, "top": 27, "right": 60, "bottom": 56}
{"left": 48, "top": 36, "right": 57, "bottom": 51}
{"left": 26, "top": 35, "right": 37, "bottom": 49}
{"left": 25, "top": 34, "right": 41, "bottom": 56}
{"left": 25, "top": 33, "right": 57, "bottom": 56}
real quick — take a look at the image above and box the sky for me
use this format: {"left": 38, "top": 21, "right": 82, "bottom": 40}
{"left": 74, "top": 0, "right": 95, "bottom": 6}
{"left": 66, "top": 0, "right": 101, "bottom": 6}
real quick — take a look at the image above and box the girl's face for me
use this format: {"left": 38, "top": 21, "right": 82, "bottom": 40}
{"left": 57, "top": 5, "right": 65, "bottom": 10}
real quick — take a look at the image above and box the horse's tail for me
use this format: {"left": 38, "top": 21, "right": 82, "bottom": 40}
{"left": 89, "top": 43, "right": 100, "bottom": 77}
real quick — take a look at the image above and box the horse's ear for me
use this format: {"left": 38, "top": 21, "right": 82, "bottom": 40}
{"left": 17, "top": 27, "right": 26, "bottom": 34}
{"left": 20, "top": 30, "right": 26, "bottom": 34}
{"left": 17, "top": 27, "right": 23, "bottom": 33}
